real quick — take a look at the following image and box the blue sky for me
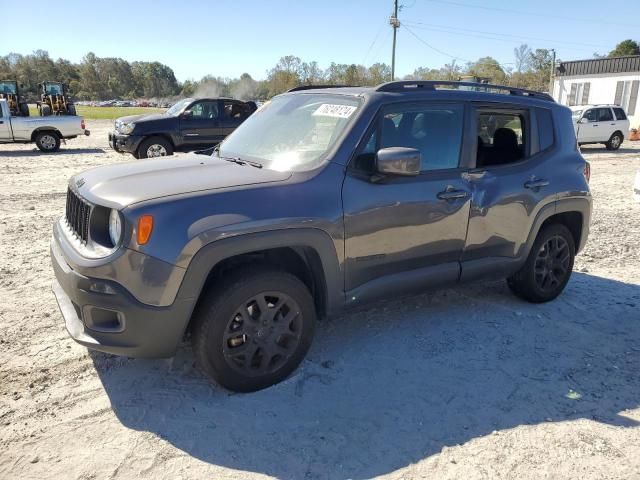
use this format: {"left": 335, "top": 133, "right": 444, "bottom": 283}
{"left": 3, "top": 0, "right": 636, "bottom": 81}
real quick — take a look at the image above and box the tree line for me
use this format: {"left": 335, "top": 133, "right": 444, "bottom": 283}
{"left": 1, "top": 40, "right": 637, "bottom": 101}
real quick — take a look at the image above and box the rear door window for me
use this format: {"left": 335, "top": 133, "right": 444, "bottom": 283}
{"left": 476, "top": 112, "right": 527, "bottom": 167}
{"left": 596, "top": 107, "right": 613, "bottom": 122}
{"left": 223, "top": 100, "right": 252, "bottom": 120}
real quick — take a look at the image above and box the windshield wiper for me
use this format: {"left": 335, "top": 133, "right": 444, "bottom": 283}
{"left": 221, "top": 155, "right": 263, "bottom": 169}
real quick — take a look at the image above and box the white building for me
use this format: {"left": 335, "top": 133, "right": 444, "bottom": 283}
{"left": 552, "top": 55, "right": 640, "bottom": 128}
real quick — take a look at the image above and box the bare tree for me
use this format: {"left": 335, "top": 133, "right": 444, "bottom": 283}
{"left": 514, "top": 44, "right": 532, "bottom": 73}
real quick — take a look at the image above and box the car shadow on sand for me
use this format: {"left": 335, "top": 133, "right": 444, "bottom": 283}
{"left": 580, "top": 146, "right": 638, "bottom": 155}
{"left": 0, "top": 148, "right": 105, "bottom": 157}
{"left": 91, "top": 272, "right": 640, "bottom": 479}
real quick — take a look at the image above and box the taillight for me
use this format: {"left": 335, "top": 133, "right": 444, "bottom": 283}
{"left": 583, "top": 162, "right": 591, "bottom": 183}
{"left": 80, "top": 119, "right": 85, "bottom": 130}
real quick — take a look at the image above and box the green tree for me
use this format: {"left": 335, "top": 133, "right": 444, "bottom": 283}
{"left": 609, "top": 39, "right": 640, "bottom": 57}
{"left": 466, "top": 57, "right": 506, "bottom": 83}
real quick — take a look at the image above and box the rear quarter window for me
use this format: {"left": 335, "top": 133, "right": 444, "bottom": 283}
{"left": 536, "top": 108, "right": 555, "bottom": 151}
{"left": 613, "top": 108, "right": 627, "bottom": 120}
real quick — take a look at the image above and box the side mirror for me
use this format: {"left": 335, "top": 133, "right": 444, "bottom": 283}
{"left": 375, "top": 147, "right": 421, "bottom": 176}
{"left": 578, "top": 117, "right": 589, "bottom": 124}
{"left": 182, "top": 110, "right": 193, "bottom": 119}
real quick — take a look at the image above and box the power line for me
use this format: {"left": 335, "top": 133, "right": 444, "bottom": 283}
{"left": 402, "top": 21, "right": 610, "bottom": 50}
{"left": 403, "top": 25, "right": 474, "bottom": 64}
{"left": 362, "top": 21, "right": 389, "bottom": 65}
{"left": 403, "top": 25, "right": 517, "bottom": 73}
{"left": 422, "top": 0, "right": 639, "bottom": 28}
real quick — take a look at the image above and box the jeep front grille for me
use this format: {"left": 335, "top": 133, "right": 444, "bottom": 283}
{"left": 65, "top": 188, "right": 91, "bottom": 243}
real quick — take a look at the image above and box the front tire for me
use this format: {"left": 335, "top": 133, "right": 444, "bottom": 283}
{"left": 137, "top": 136, "right": 173, "bottom": 158}
{"left": 35, "top": 131, "right": 61, "bottom": 152}
{"left": 192, "top": 268, "right": 316, "bottom": 392}
{"left": 606, "top": 132, "right": 623, "bottom": 150}
{"left": 507, "top": 224, "right": 575, "bottom": 303}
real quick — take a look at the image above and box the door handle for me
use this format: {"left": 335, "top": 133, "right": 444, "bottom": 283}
{"left": 524, "top": 179, "right": 549, "bottom": 189}
{"left": 437, "top": 189, "right": 470, "bottom": 201}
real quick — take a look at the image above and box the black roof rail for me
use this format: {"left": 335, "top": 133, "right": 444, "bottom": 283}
{"left": 375, "top": 81, "right": 554, "bottom": 102}
{"left": 287, "top": 84, "right": 355, "bottom": 92}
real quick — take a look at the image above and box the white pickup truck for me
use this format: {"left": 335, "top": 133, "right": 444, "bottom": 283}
{"left": 0, "top": 99, "right": 89, "bottom": 152}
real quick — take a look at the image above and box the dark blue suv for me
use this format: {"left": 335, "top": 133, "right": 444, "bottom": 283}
{"left": 52, "top": 81, "right": 591, "bottom": 391}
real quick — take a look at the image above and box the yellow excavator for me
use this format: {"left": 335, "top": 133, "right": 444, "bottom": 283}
{"left": 37, "top": 82, "right": 77, "bottom": 116}
{"left": 0, "top": 80, "right": 30, "bottom": 116}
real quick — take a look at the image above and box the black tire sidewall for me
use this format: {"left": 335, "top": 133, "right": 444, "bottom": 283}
{"left": 35, "top": 132, "right": 60, "bottom": 152}
{"left": 508, "top": 224, "right": 576, "bottom": 303}
{"left": 137, "top": 136, "right": 173, "bottom": 158}
{"left": 607, "top": 133, "right": 623, "bottom": 150}
{"left": 193, "top": 269, "right": 316, "bottom": 392}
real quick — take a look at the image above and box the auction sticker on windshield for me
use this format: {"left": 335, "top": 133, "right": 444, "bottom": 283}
{"left": 313, "top": 104, "right": 357, "bottom": 119}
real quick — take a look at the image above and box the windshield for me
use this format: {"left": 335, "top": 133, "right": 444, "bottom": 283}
{"left": 45, "top": 83, "right": 63, "bottom": 95}
{"left": 166, "top": 98, "right": 193, "bottom": 116}
{"left": 218, "top": 94, "right": 362, "bottom": 171}
{"left": 0, "top": 82, "right": 17, "bottom": 95}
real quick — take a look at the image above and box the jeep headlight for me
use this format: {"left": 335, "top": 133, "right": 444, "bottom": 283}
{"left": 108, "top": 209, "right": 122, "bottom": 246}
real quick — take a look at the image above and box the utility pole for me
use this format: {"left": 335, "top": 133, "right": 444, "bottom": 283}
{"left": 549, "top": 48, "right": 556, "bottom": 97}
{"left": 390, "top": 0, "right": 400, "bottom": 80}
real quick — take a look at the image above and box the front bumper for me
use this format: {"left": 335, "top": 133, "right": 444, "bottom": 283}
{"left": 108, "top": 131, "right": 143, "bottom": 155}
{"left": 50, "top": 235, "right": 194, "bottom": 358}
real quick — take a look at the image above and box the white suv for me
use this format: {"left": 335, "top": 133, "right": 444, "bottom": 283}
{"left": 571, "top": 105, "right": 630, "bottom": 150}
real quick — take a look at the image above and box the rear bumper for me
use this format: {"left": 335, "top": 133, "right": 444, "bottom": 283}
{"left": 50, "top": 235, "right": 193, "bottom": 358}
{"left": 108, "top": 132, "right": 143, "bottom": 154}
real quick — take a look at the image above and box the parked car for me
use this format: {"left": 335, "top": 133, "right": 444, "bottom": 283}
{"left": 0, "top": 99, "right": 89, "bottom": 152}
{"left": 51, "top": 81, "right": 591, "bottom": 392}
{"left": 571, "top": 104, "right": 630, "bottom": 150}
{"left": 108, "top": 97, "right": 257, "bottom": 159}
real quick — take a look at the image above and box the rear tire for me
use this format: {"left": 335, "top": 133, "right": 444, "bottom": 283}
{"left": 137, "top": 136, "right": 173, "bottom": 158}
{"left": 507, "top": 224, "right": 575, "bottom": 303}
{"left": 606, "top": 132, "right": 623, "bottom": 150}
{"left": 35, "top": 131, "right": 61, "bottom": 152}
{"left": 192, "top": 268, "right": 316, "bottom": 392}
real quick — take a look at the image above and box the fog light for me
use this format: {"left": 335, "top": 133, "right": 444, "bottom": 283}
{"left": 89, "top": 282, "right": 116, "bottom": 295}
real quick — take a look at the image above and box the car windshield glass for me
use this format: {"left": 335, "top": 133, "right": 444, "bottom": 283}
{"left": 166, "top": 98, "right": 193, "bottom": 116}
{"left": 218, "top": 94, "right": 361, "bottom": 171}
{"left": 0, "top": 82, "right": 17, "bottom": 94}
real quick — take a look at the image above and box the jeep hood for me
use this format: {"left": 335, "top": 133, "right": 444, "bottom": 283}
{"left": 71, "top": 153, "right": 292, "bottom": 209}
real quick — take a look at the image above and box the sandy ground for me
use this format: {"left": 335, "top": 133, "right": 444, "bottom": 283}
{"left": 1, "top": 120, "right": 639, "bottom": 480}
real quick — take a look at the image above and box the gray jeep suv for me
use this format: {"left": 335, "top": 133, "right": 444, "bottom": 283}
{"left": 51, "top": 81, "right": 591, "bottom": 392}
